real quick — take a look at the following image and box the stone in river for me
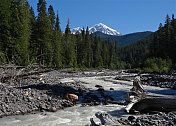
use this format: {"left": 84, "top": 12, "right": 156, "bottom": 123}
{"left": 50, "top": 107, "right": 57, "bottom": 112}
{"left": 95, "top": 85, "right": 103, "bottom": 88}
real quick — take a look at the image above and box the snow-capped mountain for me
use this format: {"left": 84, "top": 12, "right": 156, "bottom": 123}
{"left": 71, "top": 27, "right": 82, "bottom": 34}
{"left": 71, "top": 23, "right": 121, "bottom": 36}
{"left": 89, "top": 23, "right": 121, "bottom": 36}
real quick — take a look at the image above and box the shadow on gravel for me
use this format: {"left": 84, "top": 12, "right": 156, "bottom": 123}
{"left": 79, "top": 89, "right": 130, "bottom": 104}
{"left": 16, "top": 83, "right": 130, "bottom": 106}
{"left": 17, "top": 84, "right": 80, "bottom": 99}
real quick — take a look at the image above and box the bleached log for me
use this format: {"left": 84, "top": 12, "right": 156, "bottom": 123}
{"left": 130, "top": 76, "right": 146, "bottom": 96}
{"left": 129, "top": 93, "right": 176, "bottom": 113}
{"left": 59, "top": 80, "right": 75, "bottom": 84}
{"left": 125, "top": 99, "right": 138, "bottom": 113}
{"left": 127, "top": 76, "right": 176, "bottom": 113}
{"left": 90, "top": 75, "right": 176, "bottom": 126}
{"left": 90, "top": 118, "right": 100, "bottom": 126}
{"left": 94, "top": 112, "right": 121, "bottom": 126}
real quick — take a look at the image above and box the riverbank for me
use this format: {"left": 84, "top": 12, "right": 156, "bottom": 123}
{"left": 0, "top": 69, "right": 120, "bottom": 118}
{"left": 0, "top": 69, "right": 176, "bottom": 125}
{"left": 0, "top": 81, "right": 87, "bottom": 118}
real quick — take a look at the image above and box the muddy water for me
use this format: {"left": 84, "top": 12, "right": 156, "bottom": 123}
{"left": 0, "top": 76, "right": 175, "bottom": 126}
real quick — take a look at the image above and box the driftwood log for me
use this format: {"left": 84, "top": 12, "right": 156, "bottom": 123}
{"left": 127, "top": 76, "right": 176, "bottom": 114}
{"left": 129, "top": 94, "right": 176, "bottom": 113}
{"left": 90, "top": 112, "right": 121, "bottom": 126}
{"left": 90, "top": 76, "right": 176, "bottom": 126}
{"left": 0, "top": 64, "right": 71, "bottom": 84}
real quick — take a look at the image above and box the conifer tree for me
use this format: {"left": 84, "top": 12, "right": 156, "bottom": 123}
{"left": 63, "top": 19, "right": 76, "bottom": 67}
{"left": 52, "top": 11, "right": 63, "bottom": 66}
{"left": 36, "top": 0, "right": 53, "bottom": 66}
{"left": 85, "top": 27, "right": 93, "bottom": 67}
{"left": 81, "top": 27, "right": 85, "bottom": 40}
{"left": 55, "top": 11, "right": 61, "bottom": 32}
{"left": 109, "top": 42, "right": 117, "bottom": 69}
{"left": 29, "top": 6, "right": 38, "bottom": 62}
{"left": 171, "top": 15, "right": 176, "bottom": 61}
{"left": 79, "top": 27, "right": 86, "bottom": 66}
{"left": 9, "top": 0, "right": 30, "bottom": 65}
{"left": 102, "top": 40, "right": 110, "bottom": 68}
{"left": 0, "top": 0, "right": 11, "bottom": 63}
{"left": 48, "top": 5, "right": 55, "bottom": 29}
{"left": 93, "top": 35, "right": 103, "bottom": 68}
{"left": 75, "top": 32, "right": 82, "bottom": 66}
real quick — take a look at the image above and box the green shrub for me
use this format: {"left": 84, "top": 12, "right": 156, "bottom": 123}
{"left": 143, "top": 57, "right": 172, "bottom": 73}
{"left": 0, "top": 52, "right": 6, "bottom": 65}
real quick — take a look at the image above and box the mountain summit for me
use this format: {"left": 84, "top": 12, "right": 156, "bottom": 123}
{"left": 89, "top": 23, "right": 121, "bottom": 36}
{"left": 71, "top": 23, "right": 121, "bottom": 36}
{"left": 71, "top": 27, "right": 82, "bottom": 34}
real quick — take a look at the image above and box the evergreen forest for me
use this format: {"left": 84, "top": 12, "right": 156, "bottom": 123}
{"left": 0, "top": 0, "right": 176, "bottom": 73}
{"left": 119, "top": 14, "right": 176, "bottom": 73}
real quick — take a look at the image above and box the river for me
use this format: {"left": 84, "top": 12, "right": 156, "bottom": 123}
{"left": 0, "top": 75, "right": 175, "bottom": 126}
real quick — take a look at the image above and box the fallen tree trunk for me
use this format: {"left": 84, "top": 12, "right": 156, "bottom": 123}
{"left": 1, "top": 69, "right": 52, "bottom": 83}
{"left": 129, "top": 93, "right": 176, "bottom": 113}
{"left": 0, "top": 65, "right": 72, "bottom": 84}
{"left": 93, "top": 112, "right": 121, "bottom": 126}
{"left": 127, "top": 76, "right": 176, "bottom": 114}
{"left": 90, "top": 76, "right": 176, "bottom": 126}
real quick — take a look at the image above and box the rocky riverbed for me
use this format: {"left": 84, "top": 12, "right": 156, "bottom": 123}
{"left": 115, "top": 72, "right": 176, "bottom": 89}
{"left": 93, "top": 111, "right": 176, "bottom": 126}
{"left": 0, "top": 69, "right": 120, "bottom": 118}
{"left": 0, "top": 81, "right": 87, "bottom": 118}
{"left": 0, "top": 69, "right": 176, "bottom": 126}
{"left": 119, "top": 111, "right": 176, "bottom": 126}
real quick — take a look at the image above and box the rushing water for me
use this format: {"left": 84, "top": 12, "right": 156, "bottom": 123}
{"left": 0, "top": 75, "right": 176, "bottom": 126}
{"left": 0, "top": 104, "right": 126, "bottom": 126}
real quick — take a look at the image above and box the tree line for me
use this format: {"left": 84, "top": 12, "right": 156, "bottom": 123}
{"left": 119, "top": 14, "right": 176, "bottom": 73}
{"left": 1, "top": 0, "right": 175, "bottom": 72}
{"left": 0, "top": 0, "right": 122, "bottom": 69}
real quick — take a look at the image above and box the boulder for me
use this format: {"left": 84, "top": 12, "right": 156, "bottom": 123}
{"left": 65, "top": 93, "right": 78, "bottom": 102}
{"left": 97, "top": 88, "right": 104, "bottom": 92}
{"left": 95, "top": 85, "right": 103, "bottom": 88}
{"left": 24, "top": 93, "right": 29, "bottom": 97}
{"left": 110, "top": 88, "right": 114, "bottom": 90}
{"left": 173, "top": 84, "right": 176, "bottom": 90}
{"left": 49, "top": 107, "right": 57, "bottom": 112}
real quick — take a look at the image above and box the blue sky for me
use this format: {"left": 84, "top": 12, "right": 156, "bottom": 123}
{"left": 28, "top": 0, "right": 176, "bottom": 34}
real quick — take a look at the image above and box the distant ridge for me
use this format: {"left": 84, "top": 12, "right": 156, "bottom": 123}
{"left": 94, "top": 31, "right": 153, "bottom": 46}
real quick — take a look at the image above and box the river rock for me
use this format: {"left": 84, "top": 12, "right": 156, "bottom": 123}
{"left": 128, "top": 116, "right": 136, "bottom": 121}
{"left": 173, "top": 84, "right": 176, "bottom": 90}
{"left": 95, "top": 85, "right": 103, "bottom": 88}
{"left": 97, "top": 88, "right": 104, "bottom": 92}
{"left": 50, "top": 107, "right": 57, "bottom": 112}
{"left": 16, "top": 111, "right": 20, "bottom": 114}
{"left": 110, "top": 88, "right": 114, "bottom": 90}
{"left": 40, "top": 103, "right": 47, "bottom": 110}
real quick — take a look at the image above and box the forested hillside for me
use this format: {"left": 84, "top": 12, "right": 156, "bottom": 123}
{"left": 0, "top": 0, "right": 121, "bottom": 69}
{"left": 94, "top": 31, "right": 153, "bottom": 46}
{"left": 119, "top": 14, "right": 176, "bottom": 73}
{"left": 0, "top": 0, "right": 175, "bottom": 73}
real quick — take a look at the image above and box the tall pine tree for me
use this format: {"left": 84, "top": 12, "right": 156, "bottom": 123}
{"left": 0, "top": 0, "right": 11, "bottom": 63}
{"left": 52, "top": 11, "right": 63, "bottom": 67}
{"left": 63, "top": 19, "right": 76, "bottom": 67}
{"left": 36, "top": 0, "right": 53, "bottom": 66}
{"left": 9, "top": 0, "right": 30, "bottom": 65}
{"left": 29, "top": 6, "right": 38, "bottom": 62}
